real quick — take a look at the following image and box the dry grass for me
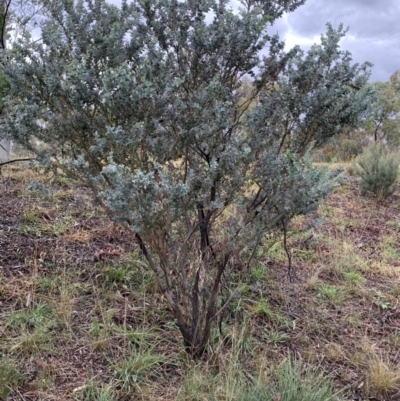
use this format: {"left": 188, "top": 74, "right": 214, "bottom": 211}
{"left": 365, "top": 357, "right": 400, "bottom": 399}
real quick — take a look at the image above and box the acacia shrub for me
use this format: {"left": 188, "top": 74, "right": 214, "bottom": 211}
{"left": 2, "top": 0, "right": 371, "bottom": 356}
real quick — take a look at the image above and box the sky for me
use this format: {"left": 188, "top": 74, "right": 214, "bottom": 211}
{"left": 271, "top": 0, "right": 400, "bottom": 82}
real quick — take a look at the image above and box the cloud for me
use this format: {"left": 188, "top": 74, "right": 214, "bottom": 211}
{"left": 287, "top": 0, "right": 400, "bottom": 39}
{"left": 278, "top": 0, "right": 400, "bottom": 81}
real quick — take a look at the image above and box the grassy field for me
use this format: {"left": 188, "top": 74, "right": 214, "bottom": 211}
{"left": 1, "top": 164, "right": 400, "bottom": 400}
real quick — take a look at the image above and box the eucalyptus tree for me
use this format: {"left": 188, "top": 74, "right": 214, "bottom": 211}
{"left": 2, "top": 0, "right": 371, "bottom": 356}
{"left": 364, "top": 72, "right": 400, "bottom": 145}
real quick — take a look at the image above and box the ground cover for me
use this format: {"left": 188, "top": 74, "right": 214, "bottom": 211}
{"left": 1, "top": 165, "right": 400, "bottom": 400}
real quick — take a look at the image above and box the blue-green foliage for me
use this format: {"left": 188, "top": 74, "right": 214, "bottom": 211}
{"left": 2, "top": 0, "right": 371, "bottom": 354}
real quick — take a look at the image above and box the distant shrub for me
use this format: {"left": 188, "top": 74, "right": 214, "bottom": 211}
{"left": 345, "top": 161, "right": 357, "bottom": 176}
{"left": 354, "top": 144, "right": 399, "bottom": 201}
{"left": 339, "top": 139, "right": 363, "bottom": 161}
{"left": 316, "top": 137, "right": 363, "bottom": 163}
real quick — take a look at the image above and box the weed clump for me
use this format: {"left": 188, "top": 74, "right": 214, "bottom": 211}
{"left": 353, "top": 144, "right": 399, "bottom": 202}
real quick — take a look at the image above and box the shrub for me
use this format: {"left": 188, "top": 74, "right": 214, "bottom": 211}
{"left": 2, "top": 0, "right": 371, "bottom": 356}
{"left": 339, "top": 138, "right": 363, "bottom": 161}
{"left": 354, "top": 144, "right": 399, "bottom": 201}
{"left": 318, "top": 137, "right": 362, "bottom": 163}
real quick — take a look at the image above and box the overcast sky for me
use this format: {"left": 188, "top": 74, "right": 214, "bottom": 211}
{"left": 272, "top": 0, "right": 400, "bottom": 82}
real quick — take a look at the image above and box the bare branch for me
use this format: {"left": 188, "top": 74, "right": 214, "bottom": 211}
{"left": 0, "top": 157, "right": 35, "bottom": 167}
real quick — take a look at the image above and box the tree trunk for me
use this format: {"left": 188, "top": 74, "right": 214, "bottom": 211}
{"left": 0, "top": 1, "right": 11, "bottom": 163}
{"left": 0, "top": 139, "right": 10, "bottom": 162}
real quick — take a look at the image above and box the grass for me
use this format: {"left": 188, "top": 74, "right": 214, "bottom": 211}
{"left": 0, "top": 356, "right": 24, "bottom": 398}
{"left": 262, "top": 328, "right": 290, "bottom": 345}
{"left": 74, "top": 381, "right": 117, "bottom": 401}
{"left": 342, "top": 270, "right": 365, "bottom": 283}
{"left": 10, "top": 324, "right": 55, "bottom": 355}
{"left": 18, "top": 205, "right": 73, "bottom": 236}
{"left": 378, "top": 234, "right": 398, "bottom": 261}
{"left": 236, "top": 359, "right": 342, "bottom": 401}
{"left": 365, "top": 357, "right": 400, "bottom": 399}
{"left": 250, "top": 263, "right": 266, "bottom": 282}
{"left": 1, "top": 164, "right": 400, "bottom": 400}
{"left": 6, "top": 302, "right": 53, "bottom": 329}
{"left": 113, "top": 342, "right": 166, "bottom": 393}
{"left": 318, "top": 284, "right": 339, "bottom": 299}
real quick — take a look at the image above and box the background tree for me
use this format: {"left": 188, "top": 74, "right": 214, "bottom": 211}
{"left": 363, "top": 71, "right": 400, "bottom": 144}
{"left": 2, "top": 0, "right": 371, "bottom": 357}
{"left": 0, "top": 0, "right": 44, "bottom": 163}
{"left": 0, "top": 0, "right": 11, "bottom": 162}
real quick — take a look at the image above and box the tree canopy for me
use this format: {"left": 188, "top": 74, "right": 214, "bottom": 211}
{"left": 1, "top": 0, "right": 371, "bottom": 356}
{"left": 363, "top": 71, "right": 400, "bottom": 144}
